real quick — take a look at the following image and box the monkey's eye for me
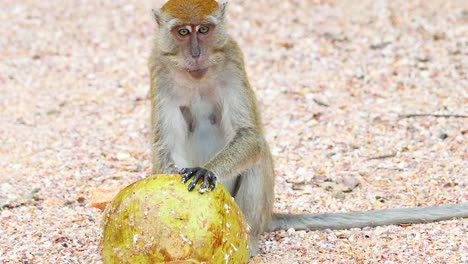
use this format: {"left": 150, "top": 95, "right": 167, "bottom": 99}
{"left": 178, "top": 28, "right": 190, "bottom": 36}
{"left": 198, "top": 26, "right": 209, "bottom": 34}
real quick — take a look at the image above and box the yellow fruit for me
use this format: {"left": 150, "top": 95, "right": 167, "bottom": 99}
{"left": 100, "top": 174, "right": 250, "bottom": 264}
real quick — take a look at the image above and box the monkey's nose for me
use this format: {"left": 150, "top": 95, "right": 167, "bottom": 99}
{"left": 191, "top": 47, "right": 201, "bottom": 59}
{"left": 190, "top": 37, "right": 201, "bottom": 58}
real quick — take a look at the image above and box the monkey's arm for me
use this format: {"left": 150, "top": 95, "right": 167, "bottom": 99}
{"left": 150, "top": 111, "right": 177, "bottom": 174}
{"left": 204, "top": 127, "right": 262, "bottom": 178}
{"left": 149, "top": 63, "right": 178, "bottom": 175}
{"left": 180, "top": 127, "right": 262, "bottom": 192}
{"left": 181, "top": 124, "right": 263, "bottom": 192}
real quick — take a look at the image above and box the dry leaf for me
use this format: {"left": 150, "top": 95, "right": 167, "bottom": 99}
{"left": 90, "top": 187, "right": 125, "bottom": 210}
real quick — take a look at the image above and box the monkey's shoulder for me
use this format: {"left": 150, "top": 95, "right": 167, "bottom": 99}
{"left": 224, "top": 37, "right": 245, "bottom": 62}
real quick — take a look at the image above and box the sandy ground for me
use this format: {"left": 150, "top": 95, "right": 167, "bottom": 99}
{"left": 0, "top": 0, "right": 467, "bottom": 263}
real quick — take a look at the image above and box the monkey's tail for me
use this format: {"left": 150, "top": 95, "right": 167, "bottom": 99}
{"left": 267, "top": 203, "right": 468, "bottom": 232}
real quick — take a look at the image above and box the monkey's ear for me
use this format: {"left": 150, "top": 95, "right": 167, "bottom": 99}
{"left": 219, "top": 1, "right": 228, "bottom": 18}
{"left": 152, "top": 8, "right": 162, "bottom": 25}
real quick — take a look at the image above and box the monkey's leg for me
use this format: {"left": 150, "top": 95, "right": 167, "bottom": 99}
{"left": 233, "top": 163, "right": 274, "bottom": 257}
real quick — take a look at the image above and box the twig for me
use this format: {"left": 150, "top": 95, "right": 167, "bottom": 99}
{"left": 370, "top": 166, "right": 404, "bottom": 172}
{"left": 313, "top": 98, "right": 330, "bottom": 107}
{"left": 367, "top": 152, "right": 397, "bottom": 160}
{"left": 399, "top": 113, "right": 468, "bottom": 119}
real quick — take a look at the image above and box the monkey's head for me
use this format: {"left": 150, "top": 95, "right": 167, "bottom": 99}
{"left": 153, "top": 0, "right": 229, "bottom": 80}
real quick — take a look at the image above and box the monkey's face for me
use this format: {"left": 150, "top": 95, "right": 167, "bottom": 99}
{"left": 171, "top": 23, "right": 217, "bottom": 79}
{"left": 153, "top": 0, "right": 228, "bottom": 79}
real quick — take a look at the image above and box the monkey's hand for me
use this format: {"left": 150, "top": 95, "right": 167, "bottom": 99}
{"left": 179, "top": 167, "right": 217, "bottom": 193}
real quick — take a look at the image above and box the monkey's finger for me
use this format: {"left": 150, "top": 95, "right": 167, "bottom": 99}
{"left": 180, "top": 168, "right": 194, "bottom": 183}
{"left": 199, "top": 174, "right": 209, "bottom": 194}
{"left": 208, "top": 172, "right": 217, "bottom": 191}
{"left": 188, "top": 170, "right": 204, "bottom": 191}
{"left": 181, "top": 173, "right": 190, "bottom": 183}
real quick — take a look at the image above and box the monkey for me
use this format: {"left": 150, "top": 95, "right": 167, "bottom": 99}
{"left": 148, "top": 0, "right": 468, "bottom": 257}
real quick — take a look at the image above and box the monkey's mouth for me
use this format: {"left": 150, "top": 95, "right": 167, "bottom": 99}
{"left": 187, "top": 68, "right": 208, "bottom": 79}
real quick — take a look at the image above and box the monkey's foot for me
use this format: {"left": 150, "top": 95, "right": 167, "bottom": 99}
{"left": 180, "top": 167, "right": 217, "bottom": 193}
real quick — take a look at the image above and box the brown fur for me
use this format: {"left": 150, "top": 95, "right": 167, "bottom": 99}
{"left": 162, "top": 0, "right": 218, "bottom": 23}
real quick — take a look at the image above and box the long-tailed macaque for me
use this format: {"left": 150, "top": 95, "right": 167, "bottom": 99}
{"left": 148, "top": 0, "right": 468, "bottom": 256}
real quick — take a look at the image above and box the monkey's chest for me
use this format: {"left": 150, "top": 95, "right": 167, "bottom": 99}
{"left": 169, "top": 99, "right": 227, "bottom": 167}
